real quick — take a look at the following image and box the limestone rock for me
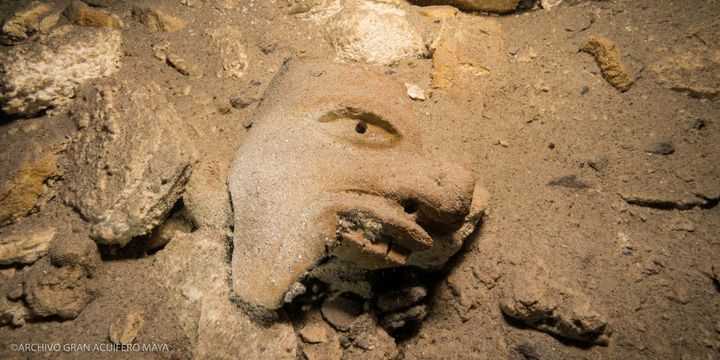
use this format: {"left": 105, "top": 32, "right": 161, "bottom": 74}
{"left": 64, "top": 0, "right": 122, "bottom": 29}
{"left": 132, "top": 6, "right": 187, "bottom": 32}
{"left": 0, "top": 228, "right": 55, "bottom": 265}
{"left": 417, "top": 5, "right": 459, "bottom": 21}
{"left": 0, "top": 296, "right": 30, "bottom": 327}
{"left": 0, "top": 154, "right": 60, "bottom": 227}
{"left": 153, "top": 229, "right": 297, "bottom": 359}
{"left": 1, "top": 2, "right": 59, "bottom": 43}
{"left": 146, "top": 210, "right": 193, "bottom": 250}
{"left": 325, "top": 1, "right": 425, "bottom": 65}
{"left": 22, "top": 258, "right": 95, "bottom": 319}
{"left": 300, "top": 321, "right": 330, "bottom": 344}
{"left": 430, "top": 16, "right": 506, "bottom": 90}
{"left": 411, "top": 0, "right": 520, "bottom": 14}
{"left": 48, "top": 234, "right": 100, "bottom": 275}
{"left": 109, "top": 312, "right": 144, "bottom": 345}
{"left": 0, "top": 25, "right": 122, "bottom": 116}
{"left": 63, "top": 81, "right": 195, "bottom": 246}
{"left": 321, "top": 294, "right": 364, "bottom": 331}
{"left": 343, "top": 314, "right": 398, "bottom": 359}
{"left": 183, "top": 162, "right": 233, "bottom": 230}
{"left": 287, "top": 0, "right": 342, "bottom": 21}
{"left": 209, "top": 26, "right": 249, "bottom": 78}
{"left": 500, "top": 265, "right": 610, "bottom": 345}
{"left": 581, "top": 36, "right": 635, "bottom": 92}
{"left": 166, "top": 53, "right": 202, "bottom": 77}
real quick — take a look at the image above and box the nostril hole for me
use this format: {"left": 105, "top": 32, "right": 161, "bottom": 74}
{"left": 355, "top": 122, "right": 367, "bottom": 134}
{"left": 403, "top": 199, "right": 419, "bottom": 214}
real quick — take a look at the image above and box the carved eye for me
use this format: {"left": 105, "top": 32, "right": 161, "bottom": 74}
{"left": 319, "top": 107, "right": 401, "bottom": 147}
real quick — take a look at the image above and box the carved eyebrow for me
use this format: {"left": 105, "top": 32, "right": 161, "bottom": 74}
{"left": 318, "top": 106, "right": 401, "bottom": 136}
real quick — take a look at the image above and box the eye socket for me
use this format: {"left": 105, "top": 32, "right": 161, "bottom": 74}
{"left": 319, "top": 107, "right": 401, "bottom": 147}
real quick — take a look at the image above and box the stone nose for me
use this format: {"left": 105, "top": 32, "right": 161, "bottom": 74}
{"left": 379, "top": 156, "right": 477, "bottom": 227}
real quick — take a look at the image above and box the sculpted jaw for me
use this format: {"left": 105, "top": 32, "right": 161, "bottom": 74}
{"left": 229, "top": 60, "right": 488, "bottom": 312}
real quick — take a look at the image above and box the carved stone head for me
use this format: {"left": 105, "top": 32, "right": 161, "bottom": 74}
{"left": 229, "top": 60, "right": 488, "bottom": 310}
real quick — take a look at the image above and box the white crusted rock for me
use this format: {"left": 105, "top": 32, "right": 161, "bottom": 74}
{"left": 63, "top": 81, "right": 195, "bottom": 246}
{"left": 0, "top": 25, "right": 122, "bottom": 117}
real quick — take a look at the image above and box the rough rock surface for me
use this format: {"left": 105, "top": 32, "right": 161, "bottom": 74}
{"left": 0, "top": 2, "right": 59, "bottom": 43}
{"left": 0, "top": 227, "right": 55, "bottom": 265}
{"left": 325, "top": 1, "right": 425, "bottom": 65}
{"left": 0, "top": 153, "right": 60, "bottom": 227}
{"left": 412, "top": 0, "right": 521, "bottom": 14}
{"left": 154, "top": 229, "right": 297, "bottom": 359}
{"left": 64, "top": 0, "right": 122, "bottom": 29}
{"left": 229, "top": 60, "right": 488, "bottom": 310}
{"left": 580, "top": 36, "right": 635, "bottom": 92}
{"left": 63, "top": 81, "right": 195, "bottom": 246}
{"left": 132, "top": 5, "right": 187, "bottom": 32}
{"left": 22, "top": 257, "right": 96, "bottom": 320}
{"left": 0, "top": 25, "right": 122, "bottom": 116}
{"left": 500, "top": 265, "right": 611, "bottom": 345}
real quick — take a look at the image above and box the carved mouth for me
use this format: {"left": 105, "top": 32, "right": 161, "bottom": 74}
{"left": 327, "top": 193, "right": 434, "bottom": 270}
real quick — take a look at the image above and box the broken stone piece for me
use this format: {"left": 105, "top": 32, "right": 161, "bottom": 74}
{"left": 0, "top": 228, "right": 55, "bottom": 265}
{"left": 405, "top": 83, "right": 427, "bottom": 101}
{"left": 379, "top": 304, "right": 428, "bottom": 331}
{"left": 23, "top": 258, "right": 95, "bottom": 319}
{"left": 63, "top": 81, "right": 195, "bottom": 246}
{"left": 411, "top": 0, "right": 520, "bottom": 14}
{"left": 48, "top": 234, "right": 100, "bottom": 275}
{"left": 500, "top": 268, "right": 610, "bottom": 345}
{"left": 580, "top": 36, "right": 635, "bottom": 92}
{"left": 229, "top": 60, "right": 488, "bottom": 310}
{"left": 300, "top": 321, "right": 330, "bottom": 344}
{"left": 321, "top": 294, "right": 364, "bottom": 332}
{"left": 1, "top": 2, "right": 59, "bottom": 43}
{"left": 417, "top": 5, "right": 458, "bottom": 21}
{"left": 0, "top": 154, "right": 60, "bottom": 227}
{"left": 209, "top": 26, "right": 249, "bottom": 78}
{"left": 344, "top": 314, "right": 398, "bottom": 358}
{"left": 376, "top": 285, "right": 427, "bottom": 313}
{"left": 109, "top": 312, "right": 144, "bottom": 345}
{"left": 166, "top": 53, "right": 201, "bottom": 77}
{"left": 64, "top": 1, "right": 122, "bottom": 29}
{"left": 644, "top": 141, "right": 675, "bottom": 155}
{"left": 0, "top": 25, "right": 122, "bottom": 116}
{"left": 325, "top": 1, "right": 425, "bottom": 65}
{"left": 132, "top": 6, "right": 187, "bottom": 32}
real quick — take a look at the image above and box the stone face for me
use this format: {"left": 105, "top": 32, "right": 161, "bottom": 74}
{"left": 229, "top": 60, "right": 488, "bottom": 311}
{"left": 64, "top": 0, "right": 123, "bottom": 29}
{"left": 325, "top": 1, "right": 425, "bottom": 65}
{"left": 132, "top": 6, "right": 187, "bottom": 32}
{"left": 0, "top": 154, "right": 60, "bottom": 227}
{"left": 0, "top": 25, "right": 122, "bottom": 116}
{"left": 63, "top": 81, "right": 195, "bottom": 246}
{"left": 1, "top": 2, "right": 59, "bottom": 43}
{"left": 0, "top": 228, "right": 55, "bottom": 265}
{"left": 411, "top": 0, "right": 520, "bottom": 14}
{"left": 581, "top": 36, "right": 635, "bottom": 92}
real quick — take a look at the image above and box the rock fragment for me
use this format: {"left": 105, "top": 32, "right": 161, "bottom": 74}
{"left": 22, "top": 258, "right": 95, "bottom": 319}
{"left": 48, "top": 234, "right": 100, "bottom": 275}
{"left": 1, "top": 2, "right": 59, "bottom": 43}
{"left": 63, "top": 82, "right": 195, "bottom": 246}
{"left": 0, "top": 228, "right": 56, "bottom": 265}
{"left": 132, "top": 6, "right": 186, "bottom": 32}
{"left": 300, "top": 321, "right": 330, "bottom": 344}
{"left": 405, "top": 83, "right": 427, "bottom": 101}
{"left": 500, "top": 267, "right": 610, "bottom": 345}
{"left": 0, "top": 26, "right": 122, "bottom": 116}
{"left": 64, "top": 1, "right": 122, "bottom": 29}
{"left": 321, "top": 294, "right": 364, "bottom": 332}
{"left": 167, "top": 53, "right": 201, "bottom": 77}
{"left": 376, "top": 285, "right": 427, "bottom": 312}
{"left": 411, "top": 0, "right": 521, "bottom": 14}
{"left": 287, "top": 0, "right": 342, "bottom": 21}
{"left": 325, "top": 1, "right": 425, "bottom": 65}
{"left": 109, "top": 312, "right": 145, "bottom": 345}
{"left": 580, "top": 36, "right": 635, "bottom": 92}
{"left": 343, "top": 314, "right": 398, "bottom": 358}
{"left": 209, "top": 26, "right": 249, "bottom": 78}
{"left": 0, "top": 154, "right": 60, "bottom": 227}
{"left": 644, "top": 141, "right": 675, "bottom": 155}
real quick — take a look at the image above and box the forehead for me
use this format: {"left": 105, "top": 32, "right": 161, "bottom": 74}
{"left": 255, "top": 60, "right": 418, "bottom": 133}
